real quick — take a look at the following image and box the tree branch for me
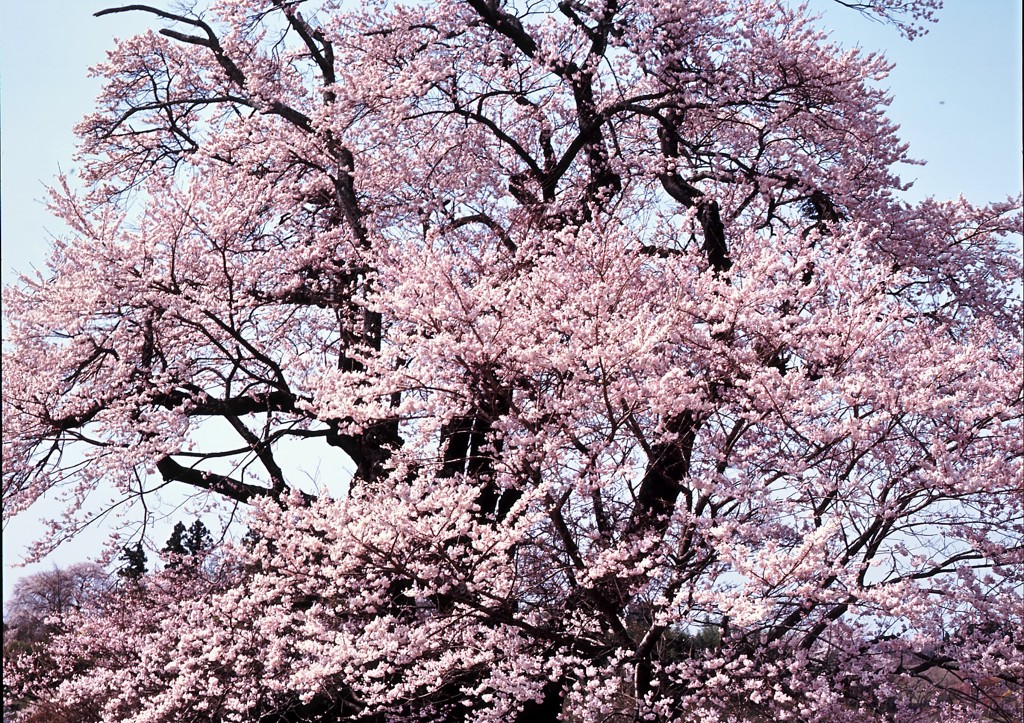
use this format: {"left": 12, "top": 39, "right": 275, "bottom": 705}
{"left": 156, "top": 455, "right": 278, "bottom": 504}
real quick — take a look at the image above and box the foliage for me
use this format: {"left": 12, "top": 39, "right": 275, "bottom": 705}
{"left": 2, "top": 0, "right": 1021, "bottom": 721}
{"left": 3, "top": 563, "right": 108, "bottom": 645}
{"left": 161, "top": 519, "right": 213, "bottom": 569}
{"left": 3, "top": 564, "right": 110, "bottom": 717}
{"left": 117, "top": 542, "right": 149, "bottom": 580}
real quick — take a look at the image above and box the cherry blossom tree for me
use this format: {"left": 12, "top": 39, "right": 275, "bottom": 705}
{"left": 3, "top": 0, "right": 1021, "bottom": 720}
{"left": 3, "top": 564, "right": 108, "bottom": 644}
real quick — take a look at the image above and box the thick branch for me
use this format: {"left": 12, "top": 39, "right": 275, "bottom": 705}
{"left": 97, "top": 5, "right": 314, "bottom": 133}
{"left": 154, "top": 389, "right": 301, "bottom": 416}
{"left": 156, "top": 455, "right": 277, "bottom": 504}
{"left": 464, "top": 0, "right": 537, "bottom": 58}
{"left": 657, "top": 122, "right": 731, "bottom": 272}
{"left": 269, "top": 0, "right": 336, "bottom": 92}
{"left": 626, "top": 411, "right": 700, "bottom": 537}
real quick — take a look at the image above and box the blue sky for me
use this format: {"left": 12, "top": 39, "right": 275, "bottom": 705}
{"left": 1, "top": 1, "right": 1022, "bottom": 601}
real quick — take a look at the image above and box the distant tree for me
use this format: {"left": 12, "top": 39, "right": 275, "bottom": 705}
{"left": 1, "top": 0, "right": 1020, "bottom": 721}
{"left": 161, "top": 520, "right": 213, "bottom": 569}
{"left": 117, "top": 542, "right": 149, "bottom": 580}
{"left": 3, "top": 564, "right": 107, "bottom": 645}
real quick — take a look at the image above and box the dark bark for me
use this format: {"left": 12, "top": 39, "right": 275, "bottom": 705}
{"left": 697, "top": 200, "right": 731, "bottom": 273}
{"left": 626, "top": 411, "right": 700, "bottom": 538}
{"left": 156, "top": 455, "right": 279, "bottom": 504}
{"left": 328, "top": 419, "right": 402, "bottom": 485}
{"left": 513, "top": 679, "right": 564, "bottom": 722}
{"left": 657, "top": 123, "right": 733, "bottom": 273}
{"left": 464, "top": 0, "right": 538, "bottom": 59}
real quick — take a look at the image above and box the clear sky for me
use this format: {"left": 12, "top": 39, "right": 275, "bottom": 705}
{"left": 1, "top": 1, "right": 1022, "bottom": 603}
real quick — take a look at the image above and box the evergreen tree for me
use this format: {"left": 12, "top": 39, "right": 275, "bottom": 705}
{"left": 161, "top": 522, "right": 189, "bottom": 562}
{"left": 183, "top": 520, "right": 212, "bottom": 558}
{"left": 162, "top": 520, "right": 212, "bottom": 569}
{"left": 117, "top": 542, "right": 148, "bottom": 580}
